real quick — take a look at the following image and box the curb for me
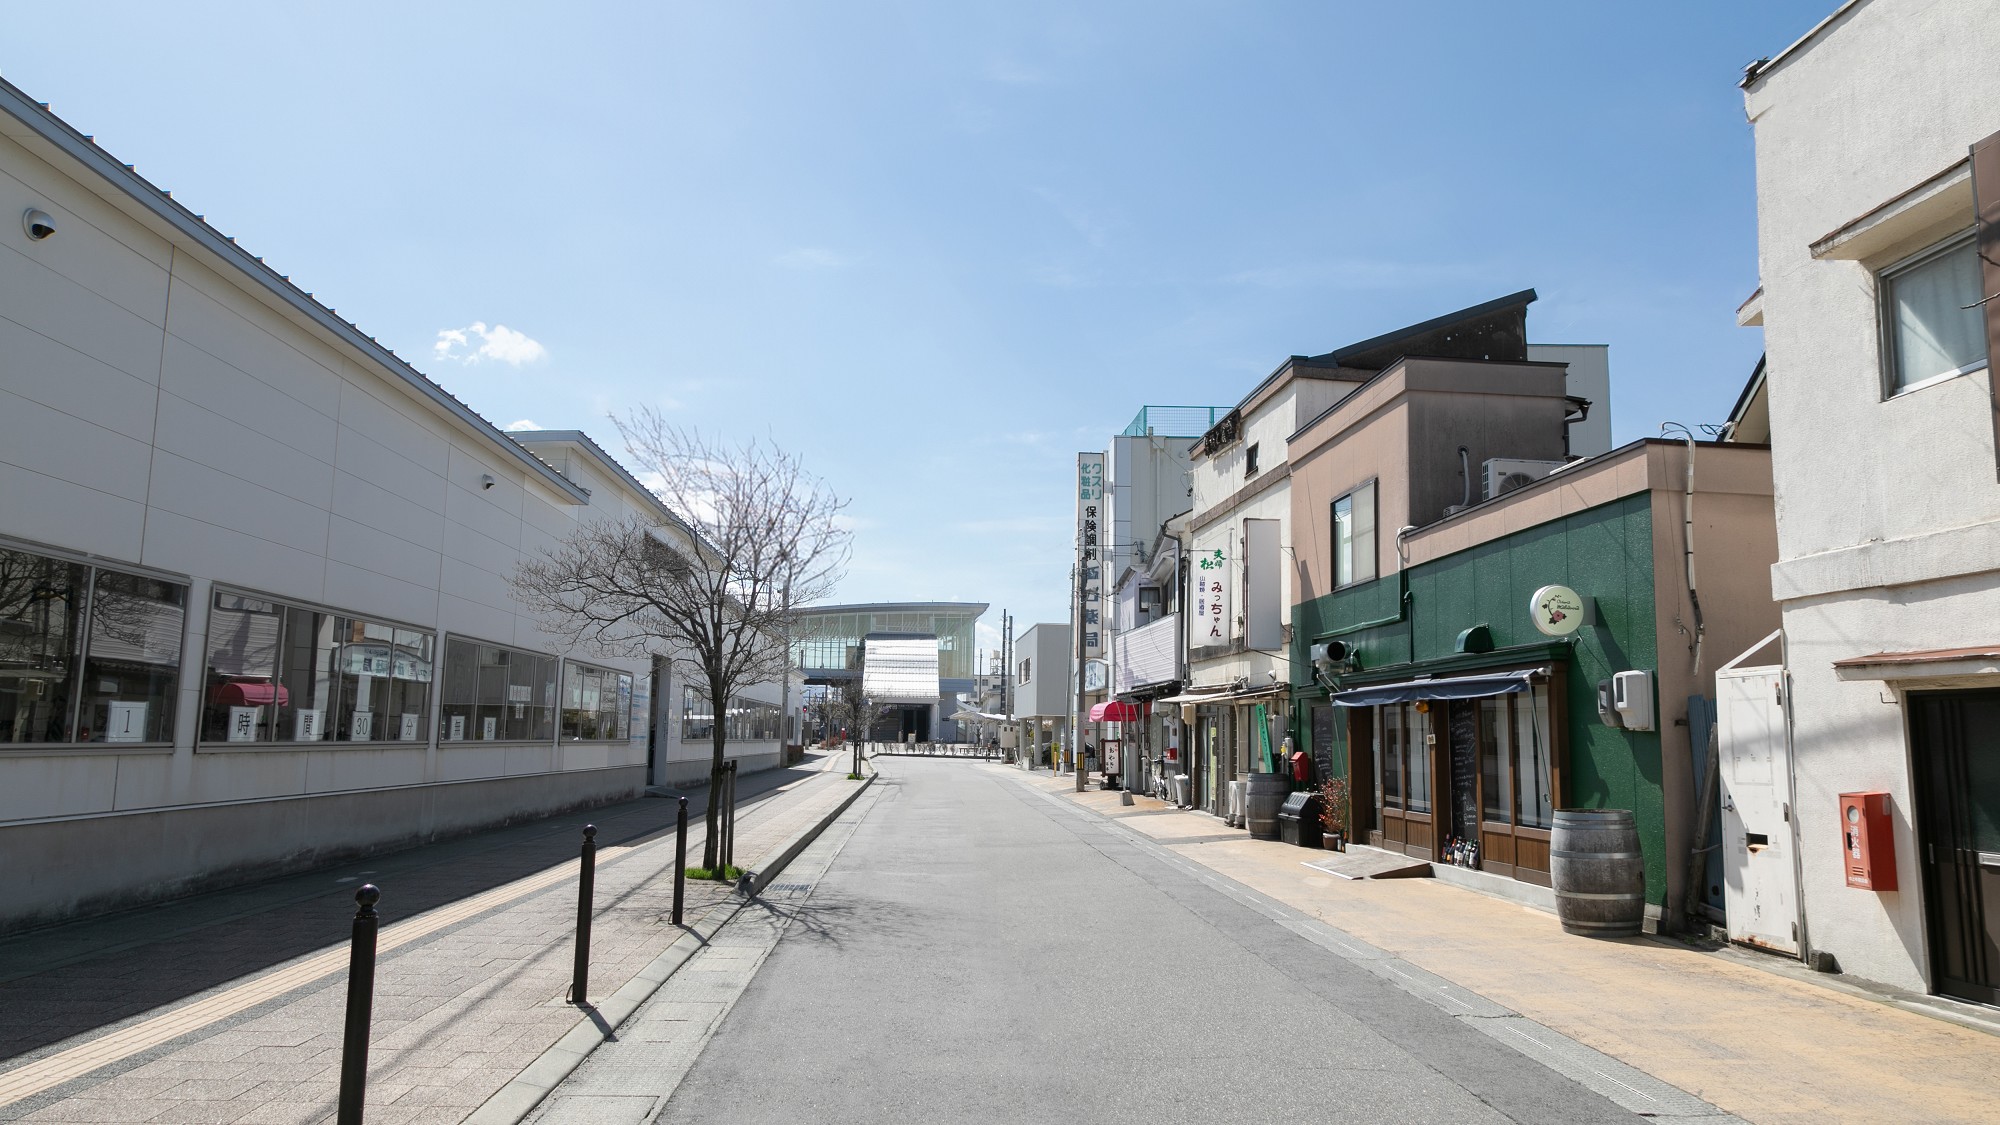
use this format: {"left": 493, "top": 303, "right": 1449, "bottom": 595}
{"left": 464, "top": 772, "right": 878, "bottom": 1125}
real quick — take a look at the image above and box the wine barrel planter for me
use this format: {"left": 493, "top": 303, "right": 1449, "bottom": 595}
{"left": 1244, "top": 772, "right": 1288, "bottom": 840}
{"left": 1550, "top": 809, "right": 1646, "bottom": 937}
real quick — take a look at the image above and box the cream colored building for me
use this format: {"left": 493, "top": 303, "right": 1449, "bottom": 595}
{"left": 1742, "top": 0, "right": 2000, "bottom": 1004}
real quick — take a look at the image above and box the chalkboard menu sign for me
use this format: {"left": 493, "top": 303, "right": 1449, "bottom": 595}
{"left": 1448, "top": 701, "right": 1479, "bottom": 840}
{"left": 1310, "top": 705, "right": 1335, "bottom": 778}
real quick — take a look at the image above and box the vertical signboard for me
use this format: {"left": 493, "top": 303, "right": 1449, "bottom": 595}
{"left": 1245, "top": 518, "right": 1281, "bottom": 651}
{"left": 1192, "top": 545, "right": 1230, "bottom": 650}
{"left": 1077, "top": 453, "right": 1105, "bottom": 661}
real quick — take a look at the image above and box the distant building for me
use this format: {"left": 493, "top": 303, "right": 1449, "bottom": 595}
{"left": 794, "top": 602, "right": 985, "bottom": 740}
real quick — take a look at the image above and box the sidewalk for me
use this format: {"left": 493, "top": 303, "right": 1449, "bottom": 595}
{"left": 1014, "top": 769, "right": 2000, "bottom": 1125}
{"left": 0, "top": 754, "right": 867, "bottom": 1125}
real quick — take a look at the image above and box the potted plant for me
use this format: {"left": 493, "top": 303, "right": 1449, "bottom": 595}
{"left": 1319, "top": 775, "right": 1349, "bottom": 852}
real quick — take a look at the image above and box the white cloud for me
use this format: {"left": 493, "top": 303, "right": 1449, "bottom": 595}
{"left": 503, "top": 419, "right": 543, "bottom": 432}
{"left": 776, "top": 247, "right": 849, "bottom": 271}
{"left": 433, "top": 321, "right": 548, "bottom": 366}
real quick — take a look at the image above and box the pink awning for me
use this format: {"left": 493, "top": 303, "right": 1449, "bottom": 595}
{"left": 1088, "top": 700, "right": 1143, "bottom": 722}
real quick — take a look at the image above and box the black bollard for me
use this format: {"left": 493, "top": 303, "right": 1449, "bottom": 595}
{"left": 672, "top": 796, "right": 688, "bottom": 926}
{"left": 569, "top": 824, "right": 597, "bottom": 1005}
{"left": 337, "top": 884, "right": 380, "bottom": 1125}
{"left": 722, "top": 762, "right": 737, "bottom": 871}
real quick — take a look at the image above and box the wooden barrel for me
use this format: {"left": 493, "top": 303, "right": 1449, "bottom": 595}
{"left": 1550, "top": 809, "right": 1646, "bottom": 937}
{"left": 1245, "top": 771, "right": 1288, "bottom": 840}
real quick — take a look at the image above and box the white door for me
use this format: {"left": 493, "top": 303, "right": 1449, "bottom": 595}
{"left": 1718, "top": 666, "right": 1798, "bottom": 954}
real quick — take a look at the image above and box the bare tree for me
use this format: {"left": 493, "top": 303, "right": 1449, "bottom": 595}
{"left": 513, "top": 409, "right": 849, "bottom": 871}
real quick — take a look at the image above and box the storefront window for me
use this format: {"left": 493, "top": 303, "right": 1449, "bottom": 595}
{"left": 1405, "top": 704, "right": 1431, "bottom": 814}
{"left": 1514, "top": 684, "right": 1554, "bottom": 828}
{"left": 0, "top": 547, "right": 185, "bottom": 746}
{"left": 81, "top": 571, "right": 185, "bottom": 743}
{"left": 0, "top": 548, "right": 88, "bottom": 744}
{"left": 1381, "top": 704, "right": 1406, "bottom": 808}
{"left": 438, "top": 638, "right": 555, "bottom": 743}
{"left": 560, "top": 661, "right": 632, "bottom": 741}
{"left": 681, "top": 687, "right": 778, "bottom": 742}
{"left": 203, "top": 592, "right": 432, "bottom": 744}
{"left": 1479, "top": 696, "right": 1512, "bottom": 825}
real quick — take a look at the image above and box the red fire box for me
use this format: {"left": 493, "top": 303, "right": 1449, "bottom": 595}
{"left": 1840, "top": 791, "right": 1897, "bottom": 891}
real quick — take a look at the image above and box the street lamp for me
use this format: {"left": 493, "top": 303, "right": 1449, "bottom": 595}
{"left": 852, "top": 693, "right": 871, "bottom": 778}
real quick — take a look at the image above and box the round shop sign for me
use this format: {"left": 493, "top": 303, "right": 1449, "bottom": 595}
{"left": 1529, "top": 584, "right": 1585, "bottom": 637}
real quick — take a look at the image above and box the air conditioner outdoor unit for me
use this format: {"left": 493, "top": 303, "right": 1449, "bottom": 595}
{"left": 1483, "top": 458, "right": 1567, "bottom": 501}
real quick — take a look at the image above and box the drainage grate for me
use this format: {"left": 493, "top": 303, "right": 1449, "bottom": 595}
{"left": 766, "top": 883, "right": 812, "bottom": 894}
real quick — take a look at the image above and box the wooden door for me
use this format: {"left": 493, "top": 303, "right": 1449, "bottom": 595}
{"left": 1912, "top": 690, "right": 2000, "bottom": 1007}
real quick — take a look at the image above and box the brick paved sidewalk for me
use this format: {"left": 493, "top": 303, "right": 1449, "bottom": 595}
{"left": 0, "top": 756, "right": 867, "bottom": 1125}
{"left": 1012, "top": 767, "right": 2000, "bottom": 1125}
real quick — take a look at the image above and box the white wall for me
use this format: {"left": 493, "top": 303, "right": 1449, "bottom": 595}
{"left": 1745, "top": 0, "right": 2000, "bottom": 991}
{"left": 0, "top": 115, "right": 670, "bottom": 920}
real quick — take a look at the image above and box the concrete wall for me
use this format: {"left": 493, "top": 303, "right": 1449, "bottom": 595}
{"left": 1288, "top": 358, "right": 1573, "bottom": 601}
{"left": 1527, "top": 344, "right": 1614, "bottom": 459}
{"left": 1745, "top": 0, "right": 2000, "bottom": 991}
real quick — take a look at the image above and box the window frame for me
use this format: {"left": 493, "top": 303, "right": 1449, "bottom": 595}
{"left": 1244, "top": 442, "right": 1261, "bottom": 477}
{"left": 1878, "top": 230, "right": 1991, "bottom": 399}
{"left": 1330, "top": 478, "right": 1380, "bottom": 590}
{"left": 559, "top": 658, "right": 633, "bottom": 742}
{"left": 0, "top": 541, "right": 190, "bottom": 750}
{"left": 436, "top": 633, "right": 557, "bottom": 745}
{"left": 200, "top": 585, "right": 438, "bottom": 750}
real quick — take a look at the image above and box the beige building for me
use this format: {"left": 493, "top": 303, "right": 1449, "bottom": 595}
{"left": 1740, "top": 0, "right": 2000, "bottom": 1003}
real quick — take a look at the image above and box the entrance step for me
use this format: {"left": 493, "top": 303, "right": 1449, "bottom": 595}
{"left": 1302, "top": 843, "right": 1432, "bottom": 880}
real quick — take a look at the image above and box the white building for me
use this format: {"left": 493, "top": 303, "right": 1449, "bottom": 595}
{"left": 0, "top": 79, "right": 786, "bottom": 930}
{"left": 1740, "top": 0, "right": 2000, "bottom": 1005}
{"left": 1009, "top": 623, "right": 1072, "bottom": 767}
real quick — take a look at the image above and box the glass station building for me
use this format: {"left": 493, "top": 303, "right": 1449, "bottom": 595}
{"left": 794, "top": 602, "right": 986, "bottom": 741}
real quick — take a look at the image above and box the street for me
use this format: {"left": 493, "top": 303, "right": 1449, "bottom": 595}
{"left": 647, "top": 758, "right": 1679, "bottom": 1124}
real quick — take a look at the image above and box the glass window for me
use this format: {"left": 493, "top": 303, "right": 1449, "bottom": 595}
{"left": 682, "top": 684, "right": 715, "bottom": 742}
{"left": 1380, "top": 704, "right": 1402, "bottom": 808}
{"left": 0, "top": 548, "right": 186, "bottom": 746}
{"left": 1514, "top": 685, "right": 1554, "bottom": 829}
{"left": 81, "top": 570, "right": 185, "bottom": 743}
{"left": 561, "top": 661, "right": 632, "bottom": 741}
{"left": 1479, "top": 695, "right": 1512, "bottom": 825}
{"left": 681, "top": 687, "right": 778, "bottom": 742}
{"left": 1332, "top": 482, "right": 1378, "bottom": 588}
{"left": 1884, "top": 236, "right": 1989, "bottom": 394}
{"left": 203, "top": 593, "right": 433, "bottom": 745}
{"left": 1405, "top": 702, "right": 1431, "bottom": 814}
{"left": 0, "top": 548, "right": 88, "bottom": 744}
{"left": 438, "top": 638, "right": 555, "bottom": 743}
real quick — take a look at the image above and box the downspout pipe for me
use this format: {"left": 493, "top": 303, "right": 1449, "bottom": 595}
{"left": 1660, "top": 424, "right": 1704, "bottom": 675}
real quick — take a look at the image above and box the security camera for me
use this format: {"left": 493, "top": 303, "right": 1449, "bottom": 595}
{"left": 22, "top": 209, "right": 54, "bottom": 241}
{"left": 480, "top": 473, "right": 496, "bottom": 490}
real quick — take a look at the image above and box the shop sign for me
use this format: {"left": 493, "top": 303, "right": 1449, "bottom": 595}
{"left": 1193, "top": 548, "right": 1230, "bottom": 646}
{"left": 1076, "top": 452, "right": 1106, "bottom": 659}
{"left": 1529, "top": 584, "right": 1586, "bottom": 637}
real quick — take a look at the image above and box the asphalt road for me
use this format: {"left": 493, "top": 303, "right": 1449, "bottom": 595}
{"left": 656, "top": 759, "right": 1647, "bottom": 1124}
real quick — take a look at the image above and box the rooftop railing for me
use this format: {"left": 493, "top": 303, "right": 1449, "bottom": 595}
{"left": 1121, "top": 405, "right": 1231, "bottom": 438}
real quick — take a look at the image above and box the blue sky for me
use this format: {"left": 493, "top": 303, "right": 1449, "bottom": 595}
{"left": 7, "top": 2, "right": 1833, "bottom": 664}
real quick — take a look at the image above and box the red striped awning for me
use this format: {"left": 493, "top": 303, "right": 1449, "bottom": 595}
{"left": 1088, "top": 700, "right": 1143, "bottom": 722}
{"left": 207, "top": 680, "right": 289, "bottom": 707}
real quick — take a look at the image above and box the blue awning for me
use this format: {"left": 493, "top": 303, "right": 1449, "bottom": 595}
{"left": 1330, "top": 669, "right": 1539, "bottom": 708}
